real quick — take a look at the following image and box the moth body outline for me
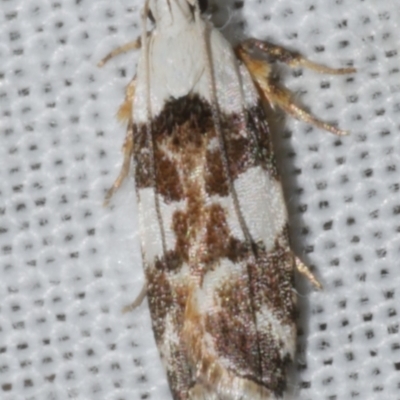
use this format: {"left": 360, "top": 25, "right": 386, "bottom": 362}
{"left": 100, "top": 1, "right": 355, "bottom": 398}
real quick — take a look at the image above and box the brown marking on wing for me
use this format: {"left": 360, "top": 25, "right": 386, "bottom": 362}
{"left": 247, "top": 227, "right": 296, "bottom": 325}
{"left": 202, "top": 203, "right": 231, "bottom": 264}
{"left": 155, "top": 147, "right": 185, "bottom": 202}
{"left": 133, "top": 95, "right": 279, "bottom": 197}
{"left": 146, "top": 265, "right": 175, "bottom": 342}
{"left": 204, "top": 149, "right": 229, "bottom": 197}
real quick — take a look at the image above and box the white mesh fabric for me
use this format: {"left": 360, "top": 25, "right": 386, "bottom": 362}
{"left": 1, "top": 0, "right": 399, "bottom": 399}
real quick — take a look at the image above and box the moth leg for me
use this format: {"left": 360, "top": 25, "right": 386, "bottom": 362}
{"left": 103, "top": 77, "right": 136, "bottom": 206}
{"left": 236, "top": 42, "right": 355, "bottom": 136}
{"left": 240, "top": 39, "right": 356, "bottom": 75}
{"left": 98, "top": 37, "right": 141, "bottom": 67}
{"left": 295, "top": 257, "right": 322, "bottom": 289}
{"left": 117, "top": 76, "right": 136, "bottom": 122}
{"left": 122, "top": 283, "right": 147, "bottom": 313}
{"left": 103, "top": 122, "right": 134, "bottom": 206}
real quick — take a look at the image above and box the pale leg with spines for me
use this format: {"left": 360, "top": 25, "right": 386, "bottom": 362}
{"left": 236, "top": 39, "right": 356, "bottom": 136}
{"left": 295, "top": 257, "right": 322, "bottom": 289}
{"left": 97, "top": 37, "right": 142, "bottom": 67}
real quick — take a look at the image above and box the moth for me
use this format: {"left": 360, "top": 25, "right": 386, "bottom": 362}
{"left": 99, "top": 0, "right": 355, "bottom": 399}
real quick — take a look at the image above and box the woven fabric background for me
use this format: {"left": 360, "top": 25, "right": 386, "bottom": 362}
{"left": 1, "top": 0, "right": 399, "bottom": 399}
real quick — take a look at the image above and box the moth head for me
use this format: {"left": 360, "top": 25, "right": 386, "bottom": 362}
{"left": 146, "top": 0, "right": 208, "bottom": 26}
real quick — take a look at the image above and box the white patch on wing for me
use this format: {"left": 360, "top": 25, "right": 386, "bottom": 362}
{"left": 138, "top": 188, "right": 164, "bottom": 264}
{"left": 239, "top": 64, "right": 261, "bottom": 107}
{"left": 234, "top": 166, "right": 287, "bottom": 251}
{"left": 207, "top": 166, "right": 287, "bottom": 251}
{"left": 133, "top": 15, "right": 259, "bottom": 123}
{"left": 138, "top": 188, "right": 186, "bottom": 264}
{"left": 207, "top": 137, "right": 219, "bottom": 151}
{"left": 196, "top": 258, "right": 240, "bottom": 313}
{"left": 256, "top": 305, "right": 296, "bottom": 358}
